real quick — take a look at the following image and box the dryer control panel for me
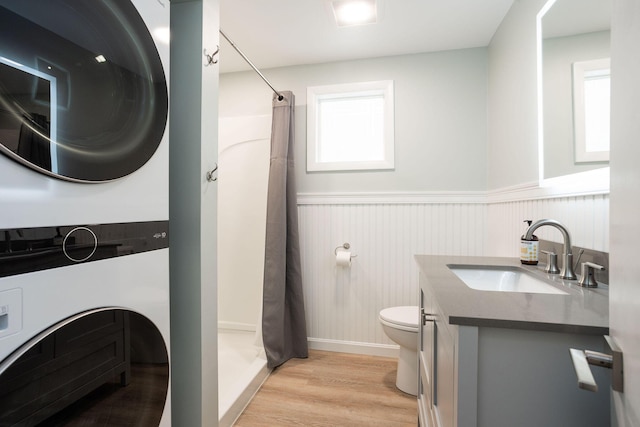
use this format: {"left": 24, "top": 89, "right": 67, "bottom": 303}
{"left": 0, "top": 221, "right": 169, "bottom": 277}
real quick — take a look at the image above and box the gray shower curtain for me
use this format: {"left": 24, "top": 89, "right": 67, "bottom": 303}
{"left": 262, "top": 91, "right": 308, "bottom": 369}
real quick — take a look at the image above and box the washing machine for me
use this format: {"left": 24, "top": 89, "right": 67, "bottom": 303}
{"left": 0, "top": 0, "right": 171, "bottom": 425}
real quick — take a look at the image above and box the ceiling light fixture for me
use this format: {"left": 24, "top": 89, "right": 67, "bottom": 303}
{"left": 331, "top": 0, "right": 377, "bottom": 27}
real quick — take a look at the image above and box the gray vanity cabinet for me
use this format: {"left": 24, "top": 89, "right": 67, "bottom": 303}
{"left": 417, "top": 264, "right": 610, "bottom": 427}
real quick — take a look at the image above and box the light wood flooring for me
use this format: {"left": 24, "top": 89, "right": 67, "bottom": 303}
{"left": 234, "top": 350, "right": 417, "bottom": 426}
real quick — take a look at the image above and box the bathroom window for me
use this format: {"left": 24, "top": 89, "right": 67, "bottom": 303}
{"left": 573, "top": 58, "right": 610, "bottom": 163}
{"left": 307, "top": 80, "right": 394, "bottom": 171}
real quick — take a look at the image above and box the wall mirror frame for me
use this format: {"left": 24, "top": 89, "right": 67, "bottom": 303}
{"left": 536, "top": 0, "right": 611, "bottom": 193}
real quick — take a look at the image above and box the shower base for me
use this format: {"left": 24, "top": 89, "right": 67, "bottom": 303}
{"left": 218, "top": 329, "right": 271, "bottom": 426}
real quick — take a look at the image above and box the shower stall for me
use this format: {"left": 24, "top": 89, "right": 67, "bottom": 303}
{"left": 217, "top": 115, "right": 272, "bottom": 426}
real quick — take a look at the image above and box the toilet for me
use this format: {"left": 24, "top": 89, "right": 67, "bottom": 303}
{"left": 379, "top": 306, "right": 419, "bottom": 396}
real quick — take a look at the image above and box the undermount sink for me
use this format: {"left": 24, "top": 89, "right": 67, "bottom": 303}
{"left": 448, "top": 265, "right": 568, "bottom": 295}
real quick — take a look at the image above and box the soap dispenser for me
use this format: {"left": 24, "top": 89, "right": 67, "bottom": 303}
{"left": 520, "top": 220, "right": 539, "bottom": 265}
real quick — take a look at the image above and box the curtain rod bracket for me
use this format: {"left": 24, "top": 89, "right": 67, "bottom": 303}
{"left": 219, "top": 29, "right": 283, "bottom": 101}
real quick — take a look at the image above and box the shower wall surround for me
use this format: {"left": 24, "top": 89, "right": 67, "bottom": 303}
{"left": 218, "top": 115, "right": 270, "bottom": 331}
{"left": 298, "top": 189, "right": 609, "bottom": 355}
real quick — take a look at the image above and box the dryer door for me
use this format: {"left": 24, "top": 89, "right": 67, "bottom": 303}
{"left": 0, "top": 0, "right": 168, "bottom": 182}
{"left": 0, "top": 309, "right": 169, "bottom": 426}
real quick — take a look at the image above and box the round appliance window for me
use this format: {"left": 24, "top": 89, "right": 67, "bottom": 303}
{"left": 0, "top": 309, "right": 169, "bottom": 425}
{"left": 0, "top": 0, "right": 168, "bottom": 182}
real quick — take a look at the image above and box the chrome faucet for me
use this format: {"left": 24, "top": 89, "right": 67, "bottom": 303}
{"left": 524, "top": 219, "right": 577, "bottom": 280}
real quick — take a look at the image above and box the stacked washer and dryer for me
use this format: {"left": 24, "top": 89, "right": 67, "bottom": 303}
{"left": 0, "top": 1, "right": 171, "bottom": 425}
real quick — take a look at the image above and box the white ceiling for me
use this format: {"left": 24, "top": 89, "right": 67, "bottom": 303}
{"left": 218, "top": 0, "right": 515, "bottom": 74}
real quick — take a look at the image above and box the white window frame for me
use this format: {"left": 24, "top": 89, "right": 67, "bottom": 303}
{"left": 306, "top": 80, "right": 394, "bottom": 172}
{"left": 572, "top": 58, "right": 610, "bottom": 163}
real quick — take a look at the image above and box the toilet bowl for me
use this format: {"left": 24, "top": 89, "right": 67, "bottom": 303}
{"left": 379, "top": 306, "right": 419, "bottom": 396}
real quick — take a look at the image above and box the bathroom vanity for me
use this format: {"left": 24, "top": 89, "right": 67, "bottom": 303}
{"left": 416, "top": 255, "right": 610, "bottom": 427}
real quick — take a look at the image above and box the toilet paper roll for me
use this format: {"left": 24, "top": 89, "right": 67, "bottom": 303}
{"left": 336, "top": 250, "right": 352, "bottom": 267}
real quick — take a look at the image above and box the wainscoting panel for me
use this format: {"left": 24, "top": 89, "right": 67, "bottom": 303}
{"left": 297, "top": 198, "right": 488, "bottom": 350}
{"left": 487, "top": 193, "right": 610, "bottom": 257}
{"left": 297, "top": 191, "right": 609, "bottom": 353}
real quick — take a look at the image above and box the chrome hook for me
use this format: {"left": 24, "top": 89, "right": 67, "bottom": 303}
{"left": 206, "top": 164, "right": 218, "bottom": 182}
{"left": 204, "top": 46, "right": 219, "bottom": 66}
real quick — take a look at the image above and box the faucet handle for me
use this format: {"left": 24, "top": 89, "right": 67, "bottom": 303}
{"left": 540, "top": 250, "right": 560, "bottom": 274}
{"left": 578, "top": 262, "right": 606, "bottom": 288}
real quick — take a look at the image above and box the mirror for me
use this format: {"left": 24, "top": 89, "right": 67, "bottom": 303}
{"left": 538, "top": 0, "right": 611, "bottom": 184}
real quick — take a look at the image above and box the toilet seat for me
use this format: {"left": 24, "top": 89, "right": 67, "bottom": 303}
{"left": 379, "top": 306, "right": 419, "bottom": 332}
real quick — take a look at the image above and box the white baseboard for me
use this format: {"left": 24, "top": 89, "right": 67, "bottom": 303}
{"left": 218, "top": 321, "right": 257, "bottom": 332}
{"left": 217, "top": 329, "right": 399, "bottom": 358}
{"left": 308, "top": 338, "right": 399, "bottom": 358}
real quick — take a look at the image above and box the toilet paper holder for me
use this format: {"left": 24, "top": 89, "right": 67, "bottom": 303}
{"left": 334, "top": 243, "right": 358, "bottom": 258}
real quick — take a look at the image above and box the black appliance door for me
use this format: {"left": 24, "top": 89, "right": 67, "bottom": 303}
{"left": 0, "top": 308, "right": 169, "bottom": 426}
{"left": 0, "top": 0, "right": 168, "bottom": 182}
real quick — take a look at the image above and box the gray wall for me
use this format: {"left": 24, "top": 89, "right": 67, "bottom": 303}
{"left": 220, "top": 48, "right": 489, "bottom": 193}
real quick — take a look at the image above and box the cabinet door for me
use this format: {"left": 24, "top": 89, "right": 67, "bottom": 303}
{"left": 434, "top": 317, "right": 455, "bottom": 427}
{"left": 419, "top": 276, "right": 456, "bottom": 427}
{"left": 419, "top": 288, "right": 436, "bottom": 425}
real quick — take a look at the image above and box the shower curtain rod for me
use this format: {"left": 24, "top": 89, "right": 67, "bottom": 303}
{"left": 219, "top": 29, "right": 284, "bottom": 101}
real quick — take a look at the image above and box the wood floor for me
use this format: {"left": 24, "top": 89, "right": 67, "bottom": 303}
{"left": 234, "top": 350, "right": 417, "bottom": 426}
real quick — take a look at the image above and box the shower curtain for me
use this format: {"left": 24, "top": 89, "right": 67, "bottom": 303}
{"left": 262, "top": 91, "right": 308, "bottom": 369}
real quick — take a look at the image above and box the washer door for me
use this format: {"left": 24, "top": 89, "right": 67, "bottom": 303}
{"left": 0, "top": 309, "right": 169, "bottom": 426}
{"left": 0, "top": 0, "right": 168, "bottom": 182}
